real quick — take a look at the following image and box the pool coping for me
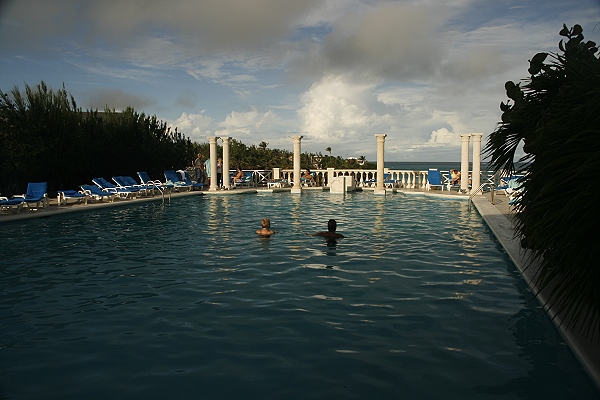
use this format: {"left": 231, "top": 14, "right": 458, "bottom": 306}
{"left": 1, "top": 186, "right": 599, "bottom": 391}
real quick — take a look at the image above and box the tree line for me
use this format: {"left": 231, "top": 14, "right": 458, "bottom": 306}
{"left": 0, "top": 81, "right": 373, "bottom": 196}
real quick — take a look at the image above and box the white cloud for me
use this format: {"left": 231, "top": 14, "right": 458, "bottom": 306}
{"left": 170, "top": 111, "right": 214, "bottom": 141}
{"left": 216, "top": 106, "right": 279, "bottom": 137}
{"left": 298, "top": 75, "right": 380, "bottom": 142}
{"left": 428, "top": 127, "right": 460, "bottom": 145}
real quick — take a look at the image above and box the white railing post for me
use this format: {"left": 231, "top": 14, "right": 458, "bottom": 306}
{"left": 327, "top": 168, "right": 335, "bottom": 187}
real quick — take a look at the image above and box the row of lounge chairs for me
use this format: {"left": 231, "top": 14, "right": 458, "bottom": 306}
{"left": 83, "top": 171, "right": 204, "bottom": 202}
{"left": 427, "top": 169, "right": 523, "bottom": 198}
{"left": 1, "top": 170, "right": 206, "bottom": 213}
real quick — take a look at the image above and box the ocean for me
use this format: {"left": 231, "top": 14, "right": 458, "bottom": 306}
{"left": 384, "top": 161, "right": 489, "bottom": 171}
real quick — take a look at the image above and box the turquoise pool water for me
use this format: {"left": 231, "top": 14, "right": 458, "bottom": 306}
{"left": 0, "top": 192, "right": 597, "bottom": 399}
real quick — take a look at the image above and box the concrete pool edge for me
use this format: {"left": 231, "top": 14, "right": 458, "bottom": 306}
{"left": 472, "top": 196, "right": 600, "bottom": 392}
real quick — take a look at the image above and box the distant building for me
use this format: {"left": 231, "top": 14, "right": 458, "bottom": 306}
{"left": 347, "top": 156, "right": 366, "bottom": 166}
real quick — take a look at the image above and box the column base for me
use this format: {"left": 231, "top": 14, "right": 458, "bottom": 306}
{"left": 291, "top": 188, "right": 302, "bottom": 194}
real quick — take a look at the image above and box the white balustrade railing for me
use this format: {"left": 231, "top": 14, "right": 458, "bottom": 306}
{"left": 211, "top": 168, "right": 497, "bottom": 190}
{"left": 278, "top": 168, "right": 431, "bottom": 188}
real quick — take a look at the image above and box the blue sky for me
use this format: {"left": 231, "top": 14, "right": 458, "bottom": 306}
{"left": 1, "top": 0, "right": 599, "bottom": 162}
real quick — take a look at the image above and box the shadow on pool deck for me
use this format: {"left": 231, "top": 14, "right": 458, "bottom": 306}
{"left": 1, "top": 185, "right": 599, "bottom": 392}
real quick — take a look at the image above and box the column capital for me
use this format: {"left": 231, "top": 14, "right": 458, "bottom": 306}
{"left": 375, "top": 133, "right": 387, "bottom": 141}
{"left": 292, "top": 135, "right": 303, "bottom": 141}
{"left": 221, "top": 136, "right": 230, "bottom": 143}
{"left": 471, "top": 133, "right": 483, "bottom": 142}
{"left": 208, "top": 136, "right": 218, "bottom": 144}
{"left": 460, "top": 134, "right": 471, "bottom": 142}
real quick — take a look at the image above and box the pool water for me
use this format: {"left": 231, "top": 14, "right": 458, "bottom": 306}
{"left": 0, "top": 192, "right": 597, "bottom": 399}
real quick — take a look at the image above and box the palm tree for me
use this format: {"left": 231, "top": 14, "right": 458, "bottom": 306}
{"left": 326, "top": 147, "right": 332, "bottom": 156}
{"left": 484, "top": 24, "right": 600, "bottom": 337}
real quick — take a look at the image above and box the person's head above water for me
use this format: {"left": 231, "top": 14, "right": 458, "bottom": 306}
{"left": 314, "top": 219, "right": 344, "bottom": 239}
{"left": 256, "top": 218, "right": 277, "bottom": 237}
{"left": 327, "top": 219, "right": 337, "bottom": 232}
{"left": 261, "top": 218, "right": 271, "bottom": 229}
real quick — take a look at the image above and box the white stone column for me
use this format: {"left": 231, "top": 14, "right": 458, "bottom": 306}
{"left": 471, "top": 133, "right": 482, "bottom": 194}
{"left": 221, "top": 136, "right": 230, "bottom": 190}
{"left": 208, "top": 136, "right": 218, "bottom": 191}
{"left": 374, "top": 134, "right": 387, "bottom": 195}
{"left": 273, "top": 167, "right": 281, "bottom": 181}
{"left": 460, "top": 134, "right": 471, "bottom": 193}
{"left": 292, "top": 135, "right": 303, "bottom": 194}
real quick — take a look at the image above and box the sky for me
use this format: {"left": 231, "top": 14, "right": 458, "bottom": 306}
{"left": 1, "top": 0, "right": 599, "bottom": 162}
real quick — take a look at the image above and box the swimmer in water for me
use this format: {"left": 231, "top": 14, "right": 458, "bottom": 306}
{"left": 256, "top": 218, "right": 277, "bottom": 237}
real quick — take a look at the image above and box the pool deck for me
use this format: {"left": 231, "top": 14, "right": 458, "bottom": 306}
{"left": 1, "top": 185, "right": 599, "bottom": 391}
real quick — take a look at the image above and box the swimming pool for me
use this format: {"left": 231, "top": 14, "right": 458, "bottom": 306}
{"left": 0, "top": 192, "right": 597, "bottom": 399}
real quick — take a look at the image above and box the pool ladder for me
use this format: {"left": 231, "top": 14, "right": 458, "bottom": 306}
{"left": 149, "top": 182, "right": 171, "bottom": 204}
{"left": 467, "top": 181, "right": 495, "bottom": 212}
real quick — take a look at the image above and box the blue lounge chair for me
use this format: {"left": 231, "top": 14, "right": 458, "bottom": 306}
{"left": 362, "top": 174, "right": 376, "bottom": 187}
{"left": 363, "top": 173, "right": 395, "bottom": 188}
{"left": 57, "top": 189, "right": 88, "bottom": 205}
{"left": 12, "top": 182, "right": 48, "bottom": 209}
{"left": 113, "top": 176, "right": 150, "bottom": 196}
{"left": 383, "top": 173, "right": 400, "bottom": 188}
{"left": 179, "top": 170, "right": 204, "bottom": 190}
{"left": 301, "top": 172, "right": 316, "bottom": 187}
{"left": 80, "top": 184, "right": 115, "bottom": 202}
{"left": 92, "top": 177, "right": 137, "bottom": 199}
{"left": 137, "top": 171, "right": 174, "bottom": 192}
{"left": 234, "top": 172, "right": 255, "bottom": 188}
{"left": 0, "top": 196, "right": 24, "bottom": 213}
{"left": 495, "top": 175, "right": 523, "bottom": 196}
{"left": 426, "top": 169, "right": 445, "bottom": 191}
{"left": 164, "top": 170, "right": 192, "bottom": 191}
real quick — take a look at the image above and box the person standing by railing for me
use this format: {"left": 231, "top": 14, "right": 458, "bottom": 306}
{"left": 194, "top": 153, "right": 206, "bottom": 185}
{"left": 217, "top": 158, "right": 223, "bottom": 189}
